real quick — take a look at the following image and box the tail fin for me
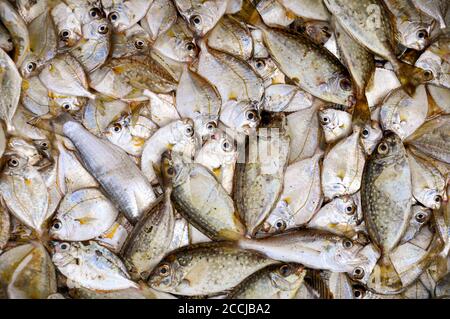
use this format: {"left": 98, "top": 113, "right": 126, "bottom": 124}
{"left": 367, "top": 254, "right": 403, "bottom": 294}
{"left": 352, "top": 95, "right": 371, "bottom": 127}
{"left": 393, "top": 61, "right": 433, "bottom": 96}
{"left": 233, "top": 0, "right": 263, "bottom": 27}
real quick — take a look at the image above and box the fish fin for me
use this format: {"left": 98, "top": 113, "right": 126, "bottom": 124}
{"left": 352, "top": 95, "right": 371, "bottom": 127}
{"left": 393, "top": 61, "right": 432, "bottom": 96}
{"left": 368, "top": 254, "right": 403, "bottom": 293}
{"left": 303, "top": 269, "right": 334, "bottom": 299}
{"left": 234, "top": 0, "right": 263, "bottom": 27}
{"left": 30, "top": 113, "right": 75, "bottom": 135}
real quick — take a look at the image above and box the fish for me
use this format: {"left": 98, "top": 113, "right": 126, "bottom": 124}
{"left": 277, "top": 0, "right": 330, "bottom": 21}
{"left": 82, "top": 97, "right": 129, "bottom": 136}
{"left": 52, "top": 241, "right": 138, "bottom": 291}
{"left": 49, "top": 188, "right": 119, "bottom": 241}
{"left": 39, "top": 54, "right": 96, "bottom": 100}
{"left": 255, "top": 0, "right": 296, "bottom": 28}
{"left": 140, "top": 0, "right": 177, "bottom": 41}
{"left": 380, "top": 85, "right": 429, "bottom": 140}
{"left": 383, "top": 0, "right": 434, "bottom": 50}
{"left": 175, "top": 67, "right": 221, "bottom": 139}
{"left": 101, "top": 0, "right": 152, "bottom": 32}
{"left": 249, "top": 57, "right": 286, "bottom": 87}
{"left": 0, "top": 242, "right": 56, "bottom": 299}
{"left": 401, "top": 205, "right": 432, "bottom": 244}
{"left": 16, "top": 0, "right": 48, "bottom": 24}
{"left": 0, "top": 48, "right": 22, "bottom": 132}
{"left": 148, "top": 242, "right": 277, "bottom": 296}
{"left": 153, "top": 19, "right": 198, "bottom": 63}
{"left": 238, "top": 229, "right": 378, "bottom": 279}
{"left": 207, "top": 15, "right": 253, "bottom": 61}
{"left": 361, "top": 131, "right": 413, "bottom": 293}
{"left": 233, "top": 115, "right": 290, "bottom": 236}
{"left": 122, "top": 193, "right": 175, "bottom": 281}
{"left": 111, "top": 24, "right": 151, "bottom": 59}
{"left": 323, "top": 0, "right": 432, "bottom": 95}
{"left": 319, "top": 108, "right": 353, "bottom": 144}
{"left": 321, "top": 128, "right": 366, "bottom": 200}
{"left": 360, "top": 120, "right": 383, "bottom": 155}
{"left": 0, "top": 0, "right": 30, "bottom": 66}
{"left": 105, "top": 114, "right": 158, "bottom": 157}
{"left": 220, "top": 100, "right": 260, "bottom": 135}
{"left": 173, "top": 0, "right": 228, "bottom": 37}
{"left": 51, "top": 2, "right": 82, "bottom": 48}
{"left": 257, "top": 153, "right": 323, "bottom": 235}
{"left": 163, "top": 151, "right": 246, "bottom": 241}
{"left": 141, "top": 119, "right": 197, "bottom": 185}
{"left": 0, "top": 22, "right": 13, "bottom": 52}
{"left": 307, "top": 195, "right": 364, "bottom": 239}
{"left": 227, "top": 263, "right": 306, "bottom": 299}
{"left": 59, "top": 116, "right": 158, "bottom": 224}
{"left": 405, "top": 114, "right": 450, "bottom": 164}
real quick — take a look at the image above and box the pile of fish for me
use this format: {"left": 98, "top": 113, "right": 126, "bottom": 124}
{"left": 0, "top": 0, "right": 449, "bottom": 299}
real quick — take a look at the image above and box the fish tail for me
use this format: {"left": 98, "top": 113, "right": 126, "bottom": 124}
{"left": 352, "top": 94, "right": 371, "bottom": 127}
{"left": 392, "top": 60, "right": 432, "bottom": 96}
{"left": 29, "top": 113, "right": 75, "bottom": 135}
{"left": 234, "top": 0, "right": 263, "bottom": 27}
{"left": 369, "top": 254, "right": 403, "bottom": 293}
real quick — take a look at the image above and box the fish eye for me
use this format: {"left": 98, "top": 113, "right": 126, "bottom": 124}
{"left": 352, "top": 286, "right": 365, "bottom": 299}
{"left": 352, "top": 267, "right": 365, "bottom": 280}
{"left": 108, "top": 12, "right": 119, "bottom": 22}
{"left": 184, "top": 125, "right": 194, "bottom": 137}
{"left": 62, "top": 103, "right": 71, "bottom": 111}
{"left": 377, "top": 142, "right": 389, "bottom": 154}
{"left": 339, "top": 78, "right": 352, "bottom": 91}
{"left": 59, "top": 243, "right": 69, "bottom": 251}
{"left": 40, "top": 141, "right": 49, "bottom": 149}
{"left": 206, "top": 122, "right": 216, "bottom": 131}
{"left": 26, "top": 62, "right": 37, "bottom": 72}
{"left": 415, "top": 212, "right": 427, "bottom": 223}
{"left": 134, "top": 39, "right": 145, "bottom": 49}
{"left": 166, "top": 166, "right": 175, "bottom": 176}
{"left": 112, "top": 123, "right": 122, "bottom": 133}
{"left": 345, "top": 204, "right": 356, "bottom": 215}
{"left": 255, "top": 59, "right": 265, "bottom": 69}
{"left": 52, "top": 220, "right": 62, "bottom": 230}
{"left": 416, "top": 29, "right": 428, "bottom": 39}
{"left": 158, "top": 264, "right": 171, "bottom": 277}
{"left": 7, "top": 158, "right": 19, "bottom": 168}
{"left": 190, "top": 15, "right": 202, "bottom": 26}
{"left": 362, "top": 128, "right": 370, "bottom": 138}
{"left": 423, "top": 69, "right": 433, "bottom": 81}
{"left": 89, "top": 8, "right": 102, "bottom": 19}
{"left": 59, "top": 29, "right": 71, "bottom": 41}
{"left": 97, "top": 24, "right": 109, "bottom": 35}
{"left": 185, "top": 42, "right": 196, "bottom": 51}
{"left": 245, "top": 110, "right": 258, "bottom": 122}
{"left": 221, "top": 140, "right": 232, "bottom": 152}
{"left": 320, "top": 115, "right": 330, "bottom": 125}
{"left": 275, "top": 219, "right": 286, "bottom": 231}
{"left": 342, "top": 239, "right": 353, "bottom": 249}
{"left": 278, "top": 264, "right": 291, "bottom": 277}
{"left": 434, "top": 195, "right": 442, "bottom": 203}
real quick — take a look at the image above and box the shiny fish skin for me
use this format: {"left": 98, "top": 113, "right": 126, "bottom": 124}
{"left": 50, "top": 188, "right": 119, "bottom": 241}
{"left": 101, "top": 0, "right": 152, "bottom": 32}
{"left": 412, "top": 0, "right": 448, "bottom": 29}
{"left": 227, "top": 263, "right": 306, "bottom": 299}
{"left": 277, "top": 0, "right": 330, "bottom": 21}
{"left": 263, "top": 84, "right": 314, "bottom": 113}
{"left": 406, "top": 115, "right": 450, "bottom": 164}
{"left": 148, "top": 242, "right": 277, "bottom": 296}
{"left": 0, "top": 48, "right": 22, "bottom": 132}
{"left": 361, "top": 132, "right": 413, "bottom": 293}
{"left": 256, "top": 0, "right": 295, "bottom": 28}
{"left": 62, "top": 119, "right": 157, "bottom": 224}
{"left": 140, "top": 0, "right": 177, "bottom": 41}
{"left": 319, "top": 108, "right": 353, "bottom": 144}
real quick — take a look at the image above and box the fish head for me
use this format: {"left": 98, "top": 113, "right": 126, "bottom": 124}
{"left": 319, "top": 108, "right": 339, "bottom": 131}
{"left": 324, "top": 72, "right": 356, "bottom": 108}
{"left": 32, "top": 139, "right": 53, "bottom": 160}
{"left": 268, "top": 263, "right": 306, "bottom": 291}
{"left": 81, "top": 17, "right": 111, "bottom": 40}
{"left": 399, "top": 22, "right": 431, "bottom": 51}
{"left": 255, "top": 200, "right": 295, "bottom": 237}
{"left": 102, "top": 0, "right": 151, "bottom": 32}
{"left": 182, "top": 1, "right": 228, "bottom": 37}
{"left": 371, "top": 131, "right": 406, "bottom": 164}
{"left": 148, "top": 254, "right": 193, "bottom": 292}
{"left": 333, "top": 196, "right": 361, "bottom": 226}
{"left": 53, "top": 96, "right": 86, "bottom": 114}
{"left": 360, "top": 120, "right": 383, "bottom": 155}
{"left": 51, "top": 241, "right": 78, "bottom": 267}
{"left": 49, "top": 218, "right": 72, "bottom": 240}
{"left": 104, "top": 116, "right": 131, "bottom": 143}
{"left": 1, "top": 153, "right": 29, "bottom": 176}
{"left": 7, "top": 137, "right": 42, "bottom": 167}
{"left": 20, "top": 55, "right": 45, "bottom": 78}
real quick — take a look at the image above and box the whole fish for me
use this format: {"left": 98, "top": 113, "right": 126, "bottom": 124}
{"left": 148, "top": 242, "right": 277, "bottom": 296}
{"left": 141, "top": 119, "right": 196, "bottom": 184}
{"left": 0, "top": 242, "right": 56, "bottom": 299}
{"left": 323, "top": 0, "right": 432, "bottom": 95}
{"left": 227, "top": 263, "right": 306, "bottom": 299}
{"left": 361, "top": 131, "right": 413, "bottom": 293}
{"left": 50, "top": 188, "right": 119, "bottom": 241}
{"left": 233, "top": 115, "right": 290, "bottom": 236}
{"left": 52, "top": 241, "right": 138, "bottom": 291}
{"left": 163, "top": 151, "right": 246, "bottom": 241}
{"left": 122, "top": 193, "right": 175, "bottom": 281}
{"left": 0, "top": 48, "right": 21, "bottom": 132}
{"left": 257, "top": 153, "right": 323, "bottom": 235}
{"left": 405, "top": 115, "right": 450, "bottom": 164}
{"left": 59, "top": 117, "right": 157, "bottom": 224}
